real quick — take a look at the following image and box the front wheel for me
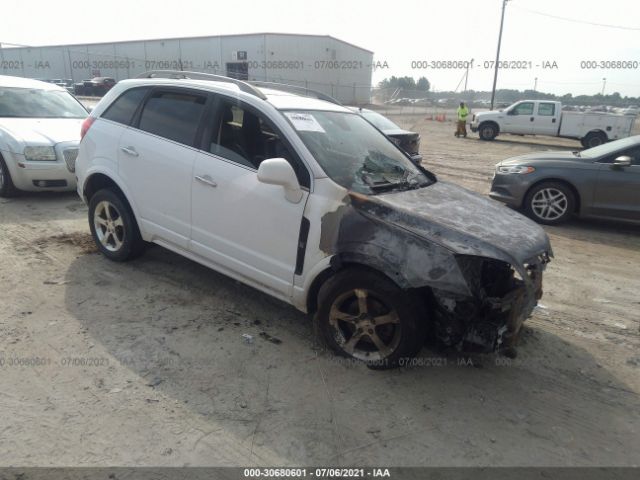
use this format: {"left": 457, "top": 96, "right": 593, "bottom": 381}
{"left": 479, "top": 123, "right": 498, "bottom": 141}
{"left": 314, "top": 268, "right": 426, "bottom": 369}
{"left": 0, "top": 156, "right": 18, "bottom": 198}
{"left": 524, "top": 182, "right": 575, "bottom": 225}
{"left": 88, "top": 189, "right": 146, "bottom": 261}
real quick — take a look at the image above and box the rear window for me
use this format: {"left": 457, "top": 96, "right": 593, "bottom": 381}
{"left": 102, "top": 87, "right": 149, "bottom": 125}
{"left": 138, "top": 91, "right": 207, "bottom": 146}
{"left": 361, "top": 110, "right": 401, "bottom": 131}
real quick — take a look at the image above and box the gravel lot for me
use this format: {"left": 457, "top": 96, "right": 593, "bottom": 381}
{"left": 0, "top": 110, "right": 638, "bottom": 467}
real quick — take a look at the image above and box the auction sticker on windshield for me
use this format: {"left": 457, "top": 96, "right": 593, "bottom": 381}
{"left": 284, "top": 112, "right": 326, "bottom": 132}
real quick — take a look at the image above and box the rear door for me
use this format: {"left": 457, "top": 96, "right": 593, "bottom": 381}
{"left": 190, "top": 96, "right": 310, "bottom": 298}
{"left": 533, "top": 102, "right": 560, "bottom": 136}
{"left": 118, "top": 88, "right": 209, "bottom": 249}
{"left": 592, "top": 146, "right": 640, "bottom": 220}
{"left": 503, "top": 101, "right": 535, "bottom": 134}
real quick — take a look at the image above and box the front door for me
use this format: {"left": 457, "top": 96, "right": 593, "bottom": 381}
{"left": 190, "top": 97, "right": 310, "bottom": 298}
{"left": 504, "top": 101, "right": 535, "bottom": 135}
{"left": 592, "top": 146, "right": 640, "bottom": 220}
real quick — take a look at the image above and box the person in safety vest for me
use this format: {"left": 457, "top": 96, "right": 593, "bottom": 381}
{"left": 455, "top": 102, "right": 469, "bottom": 138}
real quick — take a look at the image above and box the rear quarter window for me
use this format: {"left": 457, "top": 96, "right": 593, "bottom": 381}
{"left": 101, "top": 87, "right": 149, "bottom": 125}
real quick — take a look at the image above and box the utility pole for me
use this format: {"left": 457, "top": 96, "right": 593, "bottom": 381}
{"left": 533, "top": 77, "right": 538, "bottom": 92}
{"left": 464, "top": 60, "right": 471, "bottom": 92}
{"left": 490, "top": 0, "right": 509, "bottom": 110}
{"left": 601, "top": 77, "right": 607, "bottom": 96}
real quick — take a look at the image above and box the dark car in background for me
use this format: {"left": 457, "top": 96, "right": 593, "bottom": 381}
{"left": 490, "top": 135, "right": 640, "bottom": 225}
{"left": 351, "top": 107, "right": 422, "bottom": 165}
{"left": 73, "top": 77, "right": 116, "bottom": 96}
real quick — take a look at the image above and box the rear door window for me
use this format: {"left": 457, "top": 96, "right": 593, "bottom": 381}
{"left": 138, "top": 90, "right": 207, "bottom": 146}
{"left": 538, "top": 103, "right": 556, "bottom": 116}
{"left": 102, "top": 87, "right": 149, "bottom": 125}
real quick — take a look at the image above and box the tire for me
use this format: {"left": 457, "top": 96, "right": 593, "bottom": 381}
{"left": 479, "top": 122, "right": 498, "bottom": 141}
{"left": 0, "top": 155, "right": 18, "bottom": 198}
{"left": 314, "top": 268, "right": 427, "bottom": 369}
{"left": 88, "top": 188, "right": 145, "bottom": 261}
{"left": 582, "top": 132, "right": 607, "bottom": 148}
{"left": 524, "top": 181, "right": 576, "bottom": 225}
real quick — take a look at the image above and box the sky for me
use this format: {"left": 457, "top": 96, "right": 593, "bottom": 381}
{"left": 2, "top": 0, "right": 639, "bottom": 97}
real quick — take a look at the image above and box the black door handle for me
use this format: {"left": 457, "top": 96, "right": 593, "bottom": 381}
{"left": 552, "top": 118, "right": 556, "bottom": 123}
{"left": 530, "top": 117, "right": 535, "bottom": 122}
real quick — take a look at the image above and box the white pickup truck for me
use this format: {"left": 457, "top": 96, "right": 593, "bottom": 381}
{"left": 470, "top": 100, "right": 636, "bottom": 147}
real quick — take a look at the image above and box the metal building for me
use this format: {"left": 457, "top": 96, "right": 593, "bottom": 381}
{"left": 0, "top": 33, "right": 374, "bottom": 104}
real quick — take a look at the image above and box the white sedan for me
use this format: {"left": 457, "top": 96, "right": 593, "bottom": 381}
{"left": 0, "top": 75, "right": 87, "bottom": 197}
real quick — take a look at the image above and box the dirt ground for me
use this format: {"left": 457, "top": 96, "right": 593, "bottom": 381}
{"left": 0, "top": 114, "right": 639, "bottom": 468}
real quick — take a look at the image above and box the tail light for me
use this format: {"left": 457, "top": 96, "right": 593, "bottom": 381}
{"left": 80, "top": 116, "right": 96, "bottom": 140}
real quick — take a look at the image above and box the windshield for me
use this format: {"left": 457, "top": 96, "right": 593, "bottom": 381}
{"left": 581, "top": 135, "right": 640, "bottom": 158}
{"left": 284, "top": 110, "right": 433, "bottom": 194}
{"left": 360, "top": 110, "right": 401, "bottom": 131}
{"left": 0, "top": 87, "right": 87, "bottom": 118}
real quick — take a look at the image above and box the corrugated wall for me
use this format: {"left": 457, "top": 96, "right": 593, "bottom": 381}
{"left": 0, "top": 34, "right": 372, "bottom": 104}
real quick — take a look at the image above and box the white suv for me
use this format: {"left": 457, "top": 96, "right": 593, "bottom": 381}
{"left": 76, "top": 71, "right": 552, "bottom": 367}
{"left": 0, "top": 75, "right": 87, "bottom": 197}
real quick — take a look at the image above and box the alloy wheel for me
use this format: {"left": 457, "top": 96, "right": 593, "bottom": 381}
{"left": 531, "top": 188, "right": 568, "bottom": 221}
{"left": 93, "top": 200, "right": 125, "bottom": 252}
{"left": 329, "top": 288, "right": 401, "bottom": 361}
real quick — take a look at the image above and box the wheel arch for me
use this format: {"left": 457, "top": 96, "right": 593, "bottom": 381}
{"left": 0, "top": 151, "right": 19, "bottom": 195}
{"left": 83, "top": 172, "right": 145, "bottom": 237}
{"left": 585, "top": 128, "right": 607, "bottom": 138}
{"left": 305, "top": 257, "right": 415, "bottom": 314}
{"left": 84, "top": 172, "right": 126, "bottom": 202}
{"left": 525, "top": 177, "right": 582, "bottom": 214}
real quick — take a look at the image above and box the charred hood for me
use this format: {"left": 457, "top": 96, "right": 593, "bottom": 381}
{"left": 350, "top": 181, "right": 552, "bottom": 266}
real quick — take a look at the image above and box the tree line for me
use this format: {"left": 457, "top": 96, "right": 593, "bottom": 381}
{"left": 377, "top": 77, "right": 639, "bottom": 107}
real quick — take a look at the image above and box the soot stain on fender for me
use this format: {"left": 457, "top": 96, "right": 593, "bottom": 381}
{"left": 317, "top": 182, "right": 552, "bottom": 353}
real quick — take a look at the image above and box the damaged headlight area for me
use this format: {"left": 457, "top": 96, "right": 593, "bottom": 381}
{"left": 430, "top": 254, "right": 548, "bottom": 354}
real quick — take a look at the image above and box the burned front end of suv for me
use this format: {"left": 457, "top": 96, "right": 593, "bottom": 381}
{"left": 321, "top": 181, "right": 553, "bottom": 354}
{"left": 431, "top": 253, "right": 549, "bottom": 353}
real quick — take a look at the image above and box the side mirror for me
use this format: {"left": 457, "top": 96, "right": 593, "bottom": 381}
{"left": 613, "top": 155, "right": 632, "bottom": 167}
{"left": 507, "top": 109, "right": 516, "bottom": 116}
{"left": 257, "top": 158, "right": 303, "bottom": 203}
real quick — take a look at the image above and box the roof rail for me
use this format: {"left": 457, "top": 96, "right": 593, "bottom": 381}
{"left": 136, "top": 70, "right": 267, "bottom": 100}
{"left": 248, "top": 81, "right": 343, "bottom": 106}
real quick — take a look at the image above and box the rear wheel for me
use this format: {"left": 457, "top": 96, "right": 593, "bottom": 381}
{"left": 315, "top": 268, "right": 426, "bottom": 369}
{"left": 582, "top": 132, "right": 607, "bottom": 148}
{"left": 524, "top": 181, "right": 575, "bottom": 225}
{"left": 0, "top": 155, "right": 18, "bottom": 198}
{"left": 479, "top": 122, "right": 498, "bottom": 141}
{"left": 88, "top": 189, "right": 145, "bottom": 261}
